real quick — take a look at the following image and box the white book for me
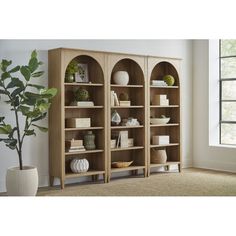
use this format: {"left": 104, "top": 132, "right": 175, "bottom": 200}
{"left": 113, "top": 92, "right": 120, "bottom": 106}
{"left": 120, "top": 131, "right": 129, "bottom": 148}
{"left": 111, "top": 91, "right": 115, "bottom": 106}
{"left": 68, "top": 148, "right": 86, "bottom": 152}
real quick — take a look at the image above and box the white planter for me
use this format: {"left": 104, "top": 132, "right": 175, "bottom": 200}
{"left": 70, "top": 158, "right": 89, "bottom": 173}
{"left": 6, "top": 166, "right": 38, "bottom": 196}
{"left": 113, "top": 71, "right": 129, "bottom": 85}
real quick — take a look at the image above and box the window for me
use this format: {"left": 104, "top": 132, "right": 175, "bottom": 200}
{"left": 220, "top": 40, "right": 236, "bottom": 145}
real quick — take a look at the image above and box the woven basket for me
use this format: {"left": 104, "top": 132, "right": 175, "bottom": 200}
{"left": 151, "top": 149, "right": 167, "bottom": 164}
{"left": 111, "top": 161, "right": 133, "bottom": 168}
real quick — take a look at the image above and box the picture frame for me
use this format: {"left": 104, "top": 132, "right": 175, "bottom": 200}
{"left": 75, "top": 63, "right": 89, "bottom": 83}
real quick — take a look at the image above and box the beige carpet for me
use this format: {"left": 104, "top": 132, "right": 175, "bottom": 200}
{"left": 37, "top": 168, "right": 236, "bottom": 196}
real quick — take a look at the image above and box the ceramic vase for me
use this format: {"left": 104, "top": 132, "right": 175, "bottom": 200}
{"left": 70, "top": 158, "right": 89, "bottom": 173}
{"left": 113, "top": 71, "right": 129, "bottom": 85}
{"left": 151, "top": 149, "right": 167, "bottom": 164}
{"left": 84, "top": 131, "right": 96, "bottom": 150}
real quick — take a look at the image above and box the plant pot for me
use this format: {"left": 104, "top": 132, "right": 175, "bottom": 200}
{"left": 151, "top": 149, "right": 167, "bottom": 164}
{"left": 113, "top": 71, "right": 129, "bottom": 85}
{"left": 6, "top": 166, "right": 38, "bottom": 196}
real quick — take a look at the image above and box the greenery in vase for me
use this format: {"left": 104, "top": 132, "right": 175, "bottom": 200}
{"left": 0, "top": 50, "right": 57, "bottom": 170}
{"left": 75, "top": 87, "right": 90, "bottom": 101}
{"left": 65, "top": 60, "right": 79, "bottom": 82}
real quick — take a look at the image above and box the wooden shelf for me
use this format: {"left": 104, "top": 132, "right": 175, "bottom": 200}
{"left": 111, "top": 165, "right": 145, "bottom": 173}
{"left": 150, "top": 161, "right": 180, "bottom": 168}
{"left": 111, "top": 106, "right": 144, "bottom": 109}
{"left": 150, "top": 86, "right": 179, "bottom": 89}
{"left": 65, "top": 170, "right": 105, "bottom": 179}
{"left": 111, "top": 125, "right": 144, "bottom": 129}
{"left": 111, "top": 84, "right": 143, "bottom": 88}
{"left": 65, "top": 127, "right": 104, "bottom": 131}
{"left": 150, "top": 123, "right": 179, "bottom": 127}
{"left": 150, "top": 105, "right": 179, "bottom": 108}
{"left": 65, "top": 149, "right": 104, "bottom": 156}
{"left": 64, "top": 83, "right": 103, "bottom": 87}
{"left": 65, "top": 106, "right": 104, "bottom": 109}
{"left": 111, "top": 146, "right": 144, "bottom": 152}
{"left": 150, "top": 143, "right": 179, "bottom": 148}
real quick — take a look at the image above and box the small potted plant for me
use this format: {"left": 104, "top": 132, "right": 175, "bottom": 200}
{"left": 0, "top": 50, "right": 57, "bottom": 196}
{"left": 65, "top": 59, "right": 79, "bottom": 83}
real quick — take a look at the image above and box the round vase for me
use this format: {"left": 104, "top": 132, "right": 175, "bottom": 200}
{"left": 6, "top": 166, "right": 38, "bottom": 196}
{"left": 70, "top": 158, "right": 89, "bottom": 173}
{"left": 151, "top": 149, "right": 167, "bottom": 164}
{"left": 111, "top": 110, "right": 121, "bottom": 126}
{"left": 113, "top": 71, "right": 129, "bottom": 85}
{"left": 84, "top": 131, "right": 96, "bottom": 150}
{"left": 65, "top": 74, "right": 75, "bottom": 83}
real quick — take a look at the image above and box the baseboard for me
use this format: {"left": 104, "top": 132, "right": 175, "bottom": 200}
{"left": 182, "top": 159, "right": 193, "bottom": 168}
{"left": 193, "top": 159, "right": 236, "bottom": 173}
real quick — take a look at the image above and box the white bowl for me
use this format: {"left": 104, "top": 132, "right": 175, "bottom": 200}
{"left": 150, "top": 117, "right": 170, "bottom": 124}
{"left": 113, "top": 71, "right": 129, "bottom": 85}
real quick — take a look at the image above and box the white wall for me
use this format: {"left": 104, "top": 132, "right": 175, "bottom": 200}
{"left": 0, "top": 40, "right": 193, "bottom": 192}
{"left": 193, "top": 40, "right": 236, "bottom": 172}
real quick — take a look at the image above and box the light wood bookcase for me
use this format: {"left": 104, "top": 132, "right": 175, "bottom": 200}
{"left": 48, "top": 48, "right": 181, "bottom": 189}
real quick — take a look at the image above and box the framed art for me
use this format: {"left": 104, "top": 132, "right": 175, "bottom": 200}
{"left": 75, "top": 63, "right": 89, "bottom": 83}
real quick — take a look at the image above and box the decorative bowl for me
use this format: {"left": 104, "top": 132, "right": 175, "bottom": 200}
{"left": 113, "top": 71, "right": 129, "bottom": 85}
{"left": 150, "top": 117, "right": 170, "bottom": 125}
{"left": 111, "top": 160, "right": 133, "bottom": 168}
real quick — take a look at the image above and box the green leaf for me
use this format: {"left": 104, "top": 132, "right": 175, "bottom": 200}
{"left": 31, "top": 112, "right": 47, "bottom": 122}
{"left": 27, "top": 109, "right": 41, "bottom": 118}
{"left": 0, "top": 125, "right": 12, "bottom": 134}
{"left": 20, "top": 66, "right": 31, "bottom": 81}
{"left": 8, "top": 127, "right": 17, "bottom": 139}
{"left": 38, "top": 103, "right": 50, "bottom": 112}
{"left": 1, "top": 72, "right": 11, "bottom": 80}
{"left": 32, "top": 124, "right": 48, "bottom": 132}
{"left": 28, "top": 57, "right": 38, "bottom": 73}
{"left": 6, "top": 139, "right": 17, "bottom": 150}
{"left": 11, "top": 87, "right": 24, "bottom": 97}
{"left": 6, "top": 77, "right": 24, "bottom": 89}
{"left": 32, "top": 71, "right": 44, "bottom": 78}
{"left": 0, "top": 60, "right": 12, "bottom": 72}
{"left": 31, "top": 50, "right": 37, "bottom": 59}
{"left": 24, "top": 91, "right": 42, "bottom": 99}
{"left": 22, "top": 97, "right": 37, "bottom": 106}
{"left": 18, "top": 105, "right": 30, "bottom": 115}
{"left": 24, "top": 129, "right": 36, "bottom": 136}
{"left": 0, "top": 89, "right": 8, "bottom": 95}
{"left": 27, "top": 83, "right": 45, "bottom": 90}
{"left": 41, "top": 88, "right": 57, "bottom": 98}
{"left": 8, "top": 66, "right": 20, "bottom": 73}
{"left": 0, "top": 117, "right": 5, "bottom": 123}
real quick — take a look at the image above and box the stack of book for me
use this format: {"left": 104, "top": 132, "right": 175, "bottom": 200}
{"left": 65, "top": 139, "right": 86, "bottom": 152}
{"left": 112, "top": 131, "right": 129, "bottom": 148}
{"left": 151, "top": 80, "right": 168, "bottom": 86}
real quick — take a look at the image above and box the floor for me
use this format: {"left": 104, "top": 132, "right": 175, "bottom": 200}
{"left": 37, "top": 168, "right": 236, "bottom": 196}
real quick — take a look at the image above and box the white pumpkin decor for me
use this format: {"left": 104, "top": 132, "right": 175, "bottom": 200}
{"left": 70, "top": 158, "right": 89, "bottom": 173}
{"left": 113, "top": 71, "right": 129, "bottom": 85}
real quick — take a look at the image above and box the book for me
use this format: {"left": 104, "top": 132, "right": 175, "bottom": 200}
{"left": 111, "top": 91, "right": 115, "bottom": 106}
{"left": 113, "top": 92, "right": 120, "bottom": 106}
{"left": 120, "top": 131, "right": 129, "bottom": 148}
{"left": 67, "top": 148, "right": 86, "bottom": 152}
{"left": 119, "top": 101, "right": 131, "bottom": 106}
{"left": 74, "top": 101, "right": 94, "bottom": 107}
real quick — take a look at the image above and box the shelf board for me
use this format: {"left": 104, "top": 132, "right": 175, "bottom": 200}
{"left": 150, "top": 143, "right": 179, "bottom": 148}
{"left": 65, "top": 127, "right": 104, "bottom": 131}
{"left": 64, "top": 83, "right": 103, "bottom": 87}
{"left": 150, "top": 105, "right": 179, "bottom": 108}
{"left": 65, "top": 106, "right": 103, "bottom": 109}
{"left": 150, "top": 86, "right": 179, "bottom": 89}
{"left": 111, "top": 165, "right": 145, "bottom": 173}
{"left": 111, "top": 106, "right": 144, "bottom": 109}
{"left": 65, "top": 149, "right": 104, "bottom": 156}
{"left": 110, "top": 84, "right": 143, "bottom": 88}
{"left": 65, "top": 170, "right": 105, "bottom": 179}
{"left": 111, "top": 146, "right": 144, "bottom": 152}
{"left": 111, "top": 125, "right": 144, "bottom": 129}
{"left": 150, "top": 161, "right": 180, "bottom": 168}
{"left": 150, "top": 123, "right": 179, "bottom": 127}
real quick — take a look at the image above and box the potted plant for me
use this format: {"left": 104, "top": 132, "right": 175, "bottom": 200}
{"left": 0, "top": 50, "right": 57, "bottom": 196}
{"left": 65, "top": 59, "right": 79, "bottom": 83}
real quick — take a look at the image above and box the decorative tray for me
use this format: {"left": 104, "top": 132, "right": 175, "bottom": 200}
{"left": 111, "top": 161, "right": 133, "bottom": 168}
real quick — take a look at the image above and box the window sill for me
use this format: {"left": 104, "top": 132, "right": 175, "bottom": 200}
{"left": 209, "top": 144, "right": 236, "bottom": 149}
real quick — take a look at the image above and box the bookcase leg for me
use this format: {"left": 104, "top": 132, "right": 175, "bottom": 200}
{"left": 60, "top": 178, "right": 65, "bottom": 189}
{"left": 178, "top": 164, "right": 181, "bottom": 172}
{"left": 103, "top": 174, "right": 108, "bottom": 183}
{"left": 166, "top": 165, "right": 170, "bottom": 171}
{"left": 49, "top": 176, "right": 54, "bottom": 187}
{"left": 92, "top": 175, "right": 95, "bottom": 181}
{"left": 144, "top": 168, "right": 147, "bottom": 177}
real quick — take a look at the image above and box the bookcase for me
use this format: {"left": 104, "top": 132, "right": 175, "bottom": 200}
{"left": 48, "top": 48, "right": 181, "bottom": 189}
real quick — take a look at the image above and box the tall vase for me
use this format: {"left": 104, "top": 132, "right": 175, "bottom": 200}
{"left": 84, "top": 131, "right": 96, "bottom": 150}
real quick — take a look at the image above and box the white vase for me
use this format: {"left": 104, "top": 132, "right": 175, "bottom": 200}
{"left": 6, "top": 166, "right": 38, "bottom": 196}
{"left": 70, "top": 158, "right": 89, "bottom": 173}
{"left": 113, "top": 71, "right": 129, "bottom": 85}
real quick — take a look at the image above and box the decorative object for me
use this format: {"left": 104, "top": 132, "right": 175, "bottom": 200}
{"left": 65, "top": 139, "right": 85, "bottom": 152}
{"left": 128, "top": 138, "right": 134, "bottom": 147}
{"left": 152, "top": 135, "right": 170, "bottom": 145}
{"left": 111, "top": 160, "right": 133, "bottom": 168}
{"left": 0, "top": 50, "right": 57, "bottom": 196}
{"left": 116, "top": 130, "right": 128, "bottom": 148}
{"left": 83, "top": 131, "right": 96, "bottom": 150}
{"left": 152, "top": 94, "right": 169, "bottom": 106}
{"left": 151, "top": 149, "right": 167, "bottom": 164}
{"left": 66, "top": 118, "right": 91, "bottom": 128}
{"left": 75, "top": 87, "right": 90, "bottom": 101}
{"left": 111, "top": 110, "right": 121, "bottom": 126}
{"left": 113, "top": 71, "right": 129, "bottom": 85}
{"left": 70, "top": 158, "right": 89, "bottom": 173}
{"left": 119, "top": 92, "right": 129, "bottom": 101}
{"left": 121, "top": 117, "right": 140, "bottom": 126}
{"left": 150, "top": 116, "right": 170, "bottom": 124}
{"left": 163, "top": 75, "right": 175, "bottom": 86}
{"left": 110, "top": 139, "right": 116, "bottom": 149}
{"left": 65, "top": 59, "right": 79, "bottom": 83}
{"left": 110, "top": 91, "right": 115, "bottom": 106}
{"left": 75, "top": 63, "right": 89, "bottom": 83}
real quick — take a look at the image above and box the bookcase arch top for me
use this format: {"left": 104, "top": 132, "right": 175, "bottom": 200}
{"left": 64, "top": 54, "right": 104, "bottom": 84}
{"left": 150, "top": 61, "right": 180, "bottom": 86}
{"left": 110, "top": 58, "right": 145, "bottom": 86}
